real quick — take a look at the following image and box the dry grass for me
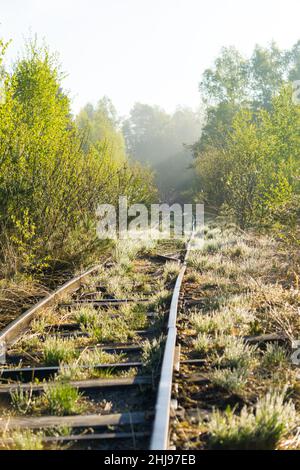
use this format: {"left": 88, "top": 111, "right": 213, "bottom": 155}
{"left": 209, "top": 367, "right": 249, "bottom": 395}
{"left": 0, "top": 429, "right": 44, "bottom": 450}
{"left": 177, "top": 221, "right": 300, "bottom": 450}
{"left": 163, "top": 262, "right": 181, "bottom": 284}
{"left": 10, "top": 383, "right": 86, "bottom": 416}
{"left": 206, "top": 389, "right": 297, "bottom": 450}
{"left": 0, "top": 276, "right": 48, "bottom": 329}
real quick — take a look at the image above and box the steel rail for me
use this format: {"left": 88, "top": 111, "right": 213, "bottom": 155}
{"left": 150, "top": 226, "right": 196, "bottom": 450}
{"left": 0, "top": 227, "right": 196, "bottom": 450}
{"left": 0, "top": 264, "right": 102, "bottom": 347}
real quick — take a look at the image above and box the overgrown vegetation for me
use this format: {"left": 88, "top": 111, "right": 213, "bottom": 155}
{"left": 142, "top": 336, "right": 165, "bottom": 374}
{"left": 0, "top": 37, "right": 156, "bottom": 322}
{"left": 193, "top": 42, "right": 300, "bottom": 244}
{"left": 174, "top": 224, "right": 300, "bottom": 450}
{"left": 0, "top": 427, "right": 71, "bottom": 450}
{"left": 207, "top": 389, "right": 297, "bottom": 450}
{"left": 11, "top": 383, "right": 86, "bottom": 416}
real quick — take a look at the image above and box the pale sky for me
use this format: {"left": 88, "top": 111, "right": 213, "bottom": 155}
{"left": 1, "top": 0, "right": 300, "bottom": 117}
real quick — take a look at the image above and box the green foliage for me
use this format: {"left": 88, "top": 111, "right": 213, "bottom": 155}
{"left": 123, "top": 104, "right": 201, "bottom": 200}
{"left": 11, "top": 383, "right": 85, "bottom": 416}
{"left": 221, "top": 105, "right": 294, "bottom": 228}
{"left": 43, "top": 383, "right": 85, "bottom": 416}
{"left": 42, "top": 337, "right": 78, "bottom": 366}
{"left": 0, "top": 38, "right": 156, "bottom": 275}
{"left": 195, "top": 84, "right": 298, "bottom": 229}
{"left": 207, "top": 389, "right": 297, "bottom": 450}
{"left": 200, "top": 46, "right": 249, "bottom": 106}
{"left": 195, "top": 42, "right": 300, "bottom": 154}
{"left": 76, "top": 97, "right": 127, "bottom": 163}
{"left": 193, "top": 41, "right": 300, "bottom": 235}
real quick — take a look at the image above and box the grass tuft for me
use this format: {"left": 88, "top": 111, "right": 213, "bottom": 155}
{"left": 11, "top": 383, "right": 86, "bottom": 417}
{"left": 163, "top": 262, "right": 181, "bottom": 284}
{"left": 193, "top": 333, "right": 212, "bottom": 354}
{"left": 207, "top": 389, "right": 297, "bottom": 450}
{"left": 11, "top": 388, "right": 35, "bottom": 415}
{"left": 209, "top": 367, "right": 248, "bottom": 395}
{"left": 42, "top": 383, "right": 85, "bottom": 416}
{"left": 84, "top": 313, "right": 134, "bottom": 343}
{"left": 142, "top": 336, "right": 165, "bottom": 374}
{"left": 214, "top": 336, "right": 257, "bottom": 369}
{"left": 261, "top": 343, "right": 288, "bottom": 369}
{"left": 0, "top": 430, "right": 44, "bottom": 450}
{"left": 42, "top": 337, "right": 77, "bottom": 366}
{"left": 191, "top": 311, "right": 233, "bottom": 335}
{"left": 75, "top": 306, "right": 99, "bottom": 328}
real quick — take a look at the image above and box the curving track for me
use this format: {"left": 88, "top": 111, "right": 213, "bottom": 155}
{"left": 0, "top": 231, "right": 195, "bottom": 450}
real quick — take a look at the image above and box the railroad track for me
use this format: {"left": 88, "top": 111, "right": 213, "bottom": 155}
{"left": 0, "top": 232, "right": 196, "bottom": 451}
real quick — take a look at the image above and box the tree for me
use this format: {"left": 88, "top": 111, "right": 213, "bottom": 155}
{"left": 77, "top": 96, "right": 126, "bottom": 163}
{"left": 123, "top": 104, "right": 201, "bottom": 200}
{"left": 200, "top": 46, "right": 249, "bottom": 106}
{"left": 0, "top": 39, "right": 157, "bottom": 274}
{"left": 194, "top": 88, "right": 297, "bottom": 228}
{"left": 249, "top": 42, "right": 289, "bottom": 110}
{"left": 123, "top": 103, "right": 170, "bottom": 166}
{"left": 193, "top": 41, "right": 300, "bottom": 159}
{"left": 193, "top": 40, "right": 300, "bottom": 224}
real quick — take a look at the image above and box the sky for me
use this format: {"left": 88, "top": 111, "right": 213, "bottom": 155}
{"left": 1, "top": 0, "right": 300, "bottom": 117}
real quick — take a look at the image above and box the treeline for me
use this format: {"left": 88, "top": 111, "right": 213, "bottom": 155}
{"left": 122, "top": 104, "right": 201, "bottom": 202}
{"left": 0, "top": 39, "right": 156, "bottom": 276}
{"left": 2, "top": 35, "right": 298, "bottom": 280}
{"left": 193, "top": 41, "right": 300, "bottom": 239}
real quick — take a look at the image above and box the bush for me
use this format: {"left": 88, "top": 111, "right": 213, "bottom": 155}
{"left": 0, "top": 39, "right": 156, "bottom": 276}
